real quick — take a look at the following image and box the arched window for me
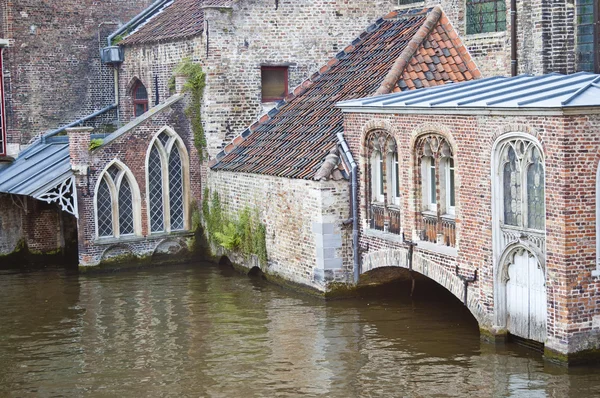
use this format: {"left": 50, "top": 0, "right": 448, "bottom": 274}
{"left": 365, "top": 130, "right": 400, "bottom": 235}
{"left": 146, "top": 128, "right": 190, "bottom": 234}
{"left": 95, "top": 162, "right": 141, "bottom": 238}
{"left": 415, "top": 134, "right": 455, "bottom": 247}
{"left": 497, "top": 138, "right": 545, "bottom": 231}
{"left": 133, "top": 81, "right": 148, "bottom": 117}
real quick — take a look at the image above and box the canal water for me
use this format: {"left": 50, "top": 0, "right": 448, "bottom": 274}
{"left": 1, "top": 262, "right": 599, "bottom": 397}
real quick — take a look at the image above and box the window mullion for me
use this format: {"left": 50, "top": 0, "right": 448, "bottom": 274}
{"left": 163, "top": 150, "right": 171, "bottom": 233}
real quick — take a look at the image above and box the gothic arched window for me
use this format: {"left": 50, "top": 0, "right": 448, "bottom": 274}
{"left": 95, "top": 162, "right": 141, "bottom": 238}
{"left": 146, "top": 128, "right": 189, "bottom": 234}
{"left": 415, "top": 134, "right": 456, "bottom": 247}
{"left": 133, "top": 81, "right": 148, "bottom": 117}
{"left": 365, "top": 130, "right": 400, "bottom": 235}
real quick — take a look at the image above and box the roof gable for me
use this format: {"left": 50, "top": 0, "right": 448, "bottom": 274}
{"left": 211, "top": 7, "right": 480, "bottom": 179}
{"left": 120, "top": 0, "right": 231, "bottom": 46}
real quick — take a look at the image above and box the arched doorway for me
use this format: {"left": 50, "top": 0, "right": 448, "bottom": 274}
{"left": 502, "top": 247, "right": 546, "bottom": 342}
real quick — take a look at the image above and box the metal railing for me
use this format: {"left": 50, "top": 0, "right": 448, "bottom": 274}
{"left": 418, "top": 213, "right": 456, "bottom": 247}
{"left": 370, "top": 204, "right": 385, "bottom": 231}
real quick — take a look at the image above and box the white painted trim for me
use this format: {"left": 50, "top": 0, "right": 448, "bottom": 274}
{"left": 491, "top": 132, "right": 546, "bottom": 329}
{"left": 93, "top": 159, "right": 143, "bottom": 239}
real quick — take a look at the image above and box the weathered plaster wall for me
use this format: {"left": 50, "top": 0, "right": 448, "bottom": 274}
{"left": 0, "top": 0, "right": 153, "bottom": 153}
{"left": 342, "top": 111, "right": 600, "bottom": 359}
{"left": 207, "top": 169, "right": 352, "bottom": 292}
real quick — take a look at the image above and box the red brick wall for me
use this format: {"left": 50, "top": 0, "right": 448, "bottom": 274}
{"left": 343, "top": 111, "right": 600, "bottom": 353}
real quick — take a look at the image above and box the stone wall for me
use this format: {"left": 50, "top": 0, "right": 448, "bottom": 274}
{"left": 207, "top": 169, "right": 352, "bottom": 292}
{"left": 342, "top": 111, "right": 600, "bottom": 360}
{"left": 0, "top": 0, "right": 153, "bottom": 154}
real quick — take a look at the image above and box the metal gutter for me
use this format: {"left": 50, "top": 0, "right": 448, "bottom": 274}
{"left": 336, "top": 105, "right": 600, "bottom": 116}
{"left": 106, "top": 0, "right": 171, "bottom": 46}
{"left": 41, "top": 104, "right": 117, "bottom": 143}
{"left": 337, "top": 132, "right": 360, "bottom": 284}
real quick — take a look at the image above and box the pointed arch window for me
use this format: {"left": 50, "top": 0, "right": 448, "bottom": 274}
{"left": 147, "top": 128, "right": 189, "bottom": 234}
{"left": 133, "top": 81, "right": 148, "bottom": 117}
{"left": 95, "top": 163, "right": 141, "bottom": 239}
{"left": 365, "top": 130, "right": 401, "bottom": 235}
{"left": 415, "top": 134, "right": 456, "bottom": 247}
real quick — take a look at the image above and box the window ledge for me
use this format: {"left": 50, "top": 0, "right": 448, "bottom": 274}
{"left": 95, "top": 230, "right": 192, "bottom": 245}
{"left": 365, "top": 228, "right": 404, "bottom": 243}
{"left": 394, "top": 2, "right": 425, "bottom": 11}
{"left": 592, "top": 269, "right": 600, "bottom": 278}
{"left": 465, "top": 31, "right": 506, "bottom": 39}
{"left": 441, "top": 213, "right": 456, "bottom": 221}
{"left": 415, "top": 240, "right": 458, "bottom": 258}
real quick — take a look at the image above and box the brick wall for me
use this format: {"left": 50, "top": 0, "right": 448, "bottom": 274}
{"left": 207, "top": 169, "right": 352, "bottom": 291}
{"left": 0, "top": 0, "right": 153, "bottom": 154}
{"left": 72, "top": 95, "right": 203, "bottom": 266}
{"left": 342, "top": 111, "right": 600, "bottom": 357}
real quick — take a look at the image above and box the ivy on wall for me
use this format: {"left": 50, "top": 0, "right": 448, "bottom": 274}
{"left": 202, "top": 188, "right": 268, "bottom": 266}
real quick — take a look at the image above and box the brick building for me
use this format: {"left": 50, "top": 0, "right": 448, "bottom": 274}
{"left": 337, "top": 73, "right": 600, "bottom": 364}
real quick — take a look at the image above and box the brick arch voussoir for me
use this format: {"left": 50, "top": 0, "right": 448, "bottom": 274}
{"left": 360, "top": 118, "right": 397, "bottom": 158}
{"left": 409, "top": 122, "right": 458, "bottom": 156}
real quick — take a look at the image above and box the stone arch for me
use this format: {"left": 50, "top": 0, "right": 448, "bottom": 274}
{"left": 100, "top": 244, "right": 136, "bottom": 264}
{"left": 152, "top": 238, "right": 185, "bottom": 256}
{"left": 145, "top": 126, "right": 192, "bottom": 234}
{"left": 93, "top": 159, "right": 143, "bottom": 239}
{"left": 360, "top": 248, "right": 488, "bottom": 326}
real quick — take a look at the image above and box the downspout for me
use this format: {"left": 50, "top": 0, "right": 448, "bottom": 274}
{"left": 337, "top": 132, "right": 359, "bottom": 284}
{"left": 114, "top": 67, "right": 120, "bottom": 126}
{"left": 456, "top": 265, "right": 478, "bottom": 306}
{"left": 511, "top": 0, "right": 518, "bottom": 76}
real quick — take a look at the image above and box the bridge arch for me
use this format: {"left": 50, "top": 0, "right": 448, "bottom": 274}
{"left": 361, "top": 248, "right": 488, "bottom": 326}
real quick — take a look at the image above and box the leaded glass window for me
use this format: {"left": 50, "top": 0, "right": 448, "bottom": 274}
{"left": 119, "top": 178, "right": 134, "bottom": 235}
{"left": 97, "top": 177, "right": 113, "bottom": 237}
{"left": 169, "top": 146, "right": 184, "bottom": 231}
{"left": 527, "top": 148, "right": 545, "bottom": 230}
{"left": 147, "top": 129, "right": 189, "bottom": 234}
{"left": 95, "top": 162, "right": 138, "bottom": 238}
{"left": 503, "top": 147, "right": 521, "bottom": 226}
{"left": 149, "top": 145, "right": 165, "bottom": 233}
{"left": 497, "top": 138, "right": 545, "bottom": 231}
{"left": 466, "top": 0, "right": 507, "bottom": 35}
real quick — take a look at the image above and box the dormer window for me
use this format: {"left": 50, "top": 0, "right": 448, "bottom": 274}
{"left": 133, "top": 82, "right": 148, "bottom": 117}
{"left": 261, "top": 66, "right": 288, "bottom": 102}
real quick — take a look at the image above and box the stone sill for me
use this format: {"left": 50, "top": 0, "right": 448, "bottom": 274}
{"left": 94, "top": 230, "right": 193, "bottom": 245}
{"left": 414, "top": 240, "right": 458, "bottom": 258}
{"left": 464, "top": 31, "right": 506, "bottom": 42}
{"left": 394, "top": 2, "right": 425, "bottom": 11}
{"left": 364, "top": 228, "right": 404, "bottom": 243}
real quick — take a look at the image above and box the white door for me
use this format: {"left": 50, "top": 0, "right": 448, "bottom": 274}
{"left": 506, "top": 250, "right": 546, "bottom": 342}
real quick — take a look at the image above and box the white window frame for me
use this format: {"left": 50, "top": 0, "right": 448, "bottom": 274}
{"left": 422, "top": 156, "right": 437, "bottom": 212}
{"left": 445, "top": 157, "right": 456, "bottom": 215}
{"left": 371, "top": 150, "right": 384, "bottom": 203}
{"left": 94, "top": 160, "right": 142, "bottom": 240}
{"left": 388, "top": 151, "right": 400, "bottom": 206}
{"left": 145, "top": 126, "right": 191, "bottom": 235}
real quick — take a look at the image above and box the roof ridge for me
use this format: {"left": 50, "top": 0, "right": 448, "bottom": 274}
{"left": 209, "top": 9, "right": 400, "bottom": 168}
{"left": 375, "top": 6, "right": 443, "bottom": 95}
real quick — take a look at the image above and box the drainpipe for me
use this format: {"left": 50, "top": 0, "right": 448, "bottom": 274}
{"left": 42, "top": 104, "right": 117, "bottom": 142}
{"left": 456, "top": 265, "right": 478, "bottom": 306}
{"left": 337, "top": 132, "right": 359, "bottom": 284}
{"left": 511, "top": 0, "right": 518, "bottom": 76}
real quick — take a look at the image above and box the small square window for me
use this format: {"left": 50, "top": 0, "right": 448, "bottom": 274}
{"left": 261, "top": 66, "right": 288, "bottom": 102}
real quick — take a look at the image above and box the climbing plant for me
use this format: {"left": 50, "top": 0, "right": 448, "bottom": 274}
{"left": 174, "top": 59, "right": 206, "bottom": 160}
{"left": 202, "top": 189, "right": 268, "bottom": 265}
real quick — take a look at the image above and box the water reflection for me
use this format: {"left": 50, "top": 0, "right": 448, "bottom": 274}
{"left": 0, "top": 265, "right": 599, "bottom": 397}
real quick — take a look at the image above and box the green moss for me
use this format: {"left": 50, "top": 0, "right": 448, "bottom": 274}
{"left": 173, "top": 59, "right": 206, "bottom": 161}
{"left": 0, "top": 239, "right": 71, "bottom": 269}
{"left": 544, "top": 346, "right": 600, "bottom": 367}
{"left": 479, "top": 327, "right": 507, "bottom": 344}
{"left": 89, "top": 138, "right": 103, "bottom": 151}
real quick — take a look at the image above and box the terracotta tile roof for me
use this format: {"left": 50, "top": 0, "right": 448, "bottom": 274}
{"left": 120, "top": 0, "right": 231, "bottom": 46}
{"left": 211, "top": 7, "right": 481, "bottom": 179}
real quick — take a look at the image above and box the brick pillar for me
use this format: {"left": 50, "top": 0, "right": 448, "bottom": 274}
{"left": 67, "top": 127, "right": 92, "bottom": 266}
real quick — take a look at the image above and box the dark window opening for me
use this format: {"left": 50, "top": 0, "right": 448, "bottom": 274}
{"left": 261, "top": 66, "right": 288, "bottom": 102}
{"left": 466, "top": 0, "right": 507, "bottom": 35}
{"left": 576, "top": 0, "right": 600, "bottom": 72}
{"left": 0, "top": 49, "right": 5, "bottom": 156}
{"left": 133, "top": 81, "right": 148, "bottom": 117}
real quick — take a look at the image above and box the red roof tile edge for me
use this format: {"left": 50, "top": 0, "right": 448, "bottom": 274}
{"left": 209, "top": 8, "right": 432, "bottom": 171}
{"left": 375, "top": 6, "right": 442, "bottom": 95}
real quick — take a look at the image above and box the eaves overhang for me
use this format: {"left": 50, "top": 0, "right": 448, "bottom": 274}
{"left": 337, "top": 105, "right": 600, "bottom": 117}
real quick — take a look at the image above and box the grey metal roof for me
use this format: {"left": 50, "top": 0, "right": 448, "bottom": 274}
{"left": 0, "top": 137, "right": 72, "bottom": 196}
{"left": 337, "top": 72, "right": 600, "bottom": 112}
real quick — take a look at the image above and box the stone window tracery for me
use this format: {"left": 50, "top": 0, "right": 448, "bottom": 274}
{"left": 365, "top": 130, "right": 401, "bottom": 235}
{"left": 146, "top": 128, "right": 190, "bottom": 234}
{"left": 415, "top": 134, "right": 456, "bottom": 247}
{"left": 95, "top": 162, "right": 141, "bottom": 239}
